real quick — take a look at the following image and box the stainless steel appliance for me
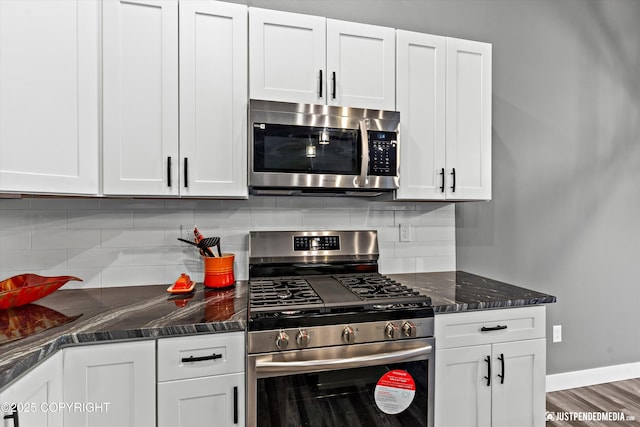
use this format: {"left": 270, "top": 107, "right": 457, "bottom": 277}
{"left": 249, "top": 100, "right": 400, "bottom": 196}
{"left": 247, "top": 230, "right": 435, "bottom": 427}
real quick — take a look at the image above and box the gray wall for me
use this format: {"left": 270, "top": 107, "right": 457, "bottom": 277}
{"left": 234, "top": 0, "right": 640, "bottom": 375}
{"left": 453, "top": 0, "right": 640, "bottom": 375}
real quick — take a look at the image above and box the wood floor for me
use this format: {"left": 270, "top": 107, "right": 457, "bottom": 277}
{"left": 546, "top": 378, "right": 640, "bottom": 426}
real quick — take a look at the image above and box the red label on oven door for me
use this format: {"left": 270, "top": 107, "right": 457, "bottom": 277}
{"left": 373, "top": 369, "right": 416, "bottom": 414}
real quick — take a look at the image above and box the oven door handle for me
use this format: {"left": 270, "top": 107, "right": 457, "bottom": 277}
{"left": 256, "top": 344, "right": 432, "bottom": 375}
{"left": 357, "top": 119, "right": 369, "bottom": 187}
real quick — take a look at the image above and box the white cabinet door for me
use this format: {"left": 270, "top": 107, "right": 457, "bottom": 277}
{"left": 179, "top": 0, "right": 248, "bottom": 198}
{"left": 491, "top": 339, "right": 546, "bottom": 427}
{"left": 62, "top": 341, "right": 156, "bottom": 427}
{"left": 326, "top": 19, "right": 396, "bottom": 110}
{"left": 435, "top": 345, "right": 492, "bottom": 427}
{"left": 0, "top": 352, "right": 63, "bottom": 427}
{"left": 249, "top": 8, "right": 325, "bottom": 104}
{"left": 249, "top": 9, "right": 395, "bottom": 110}
{"left": 396, "top": 33, "right": 491, "bottom": 201}
{"left": 0, "top": 0, "right": 99, "bottom": 195}
{"left": 395, "top": 30, "right": 446, "bottom": 200}
{"left": 435, "top": 307, "right": 546, "bottom": 427}
{"left": 103, "top": 0, "right": 179, "bottom": 196}
{"left": 157, "top": 373, "right": 244, "bottom": 427}
{"left": 445, "top": 37, "right": 492, "bottom": 200}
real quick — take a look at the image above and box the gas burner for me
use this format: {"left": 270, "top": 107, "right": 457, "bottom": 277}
{"left": 249, "top": 277, "right": 323, "bottom": 309}
{"left": 334, "top": 273, "right": 422, "bottom": 300}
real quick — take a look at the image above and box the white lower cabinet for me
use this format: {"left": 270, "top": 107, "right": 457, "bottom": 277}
{"left": 0, "top": 352, "right": 63, "bottom": 427}
{"left": 434, "top": 306, "right": 547, "bottom": 427}
{"left": 157, "top": 332, "right": 245, "bottom": 427}
{"left": 62, "top": 340, "right": 156, "bottom": 427}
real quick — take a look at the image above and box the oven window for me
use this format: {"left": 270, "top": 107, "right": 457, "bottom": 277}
{"left": 256, "top": 361, "right": 428, "bottom": 427}
{"left": 253, "top": 124, "right": 359, "bottom": 174}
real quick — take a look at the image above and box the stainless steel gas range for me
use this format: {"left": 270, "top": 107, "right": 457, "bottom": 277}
{"left": 247, "top": 230, "right": 435, "bottom": 427}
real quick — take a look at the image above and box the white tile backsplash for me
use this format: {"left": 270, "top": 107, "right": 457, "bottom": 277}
{"left": 0, "top": 197, "right": 456, "bottom": 288}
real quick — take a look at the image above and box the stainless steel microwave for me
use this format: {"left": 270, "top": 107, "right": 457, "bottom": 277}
{"left": 249, "top": 100, "right": 400, "bottom": 196}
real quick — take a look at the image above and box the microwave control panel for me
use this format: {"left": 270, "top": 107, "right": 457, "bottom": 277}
{"left": 368, "top": 132, "right": 398, "bottom": 176}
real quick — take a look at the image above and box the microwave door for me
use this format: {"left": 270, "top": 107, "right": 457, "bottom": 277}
{"left": 254, "top": 124, "right": 360, "bottom": 176}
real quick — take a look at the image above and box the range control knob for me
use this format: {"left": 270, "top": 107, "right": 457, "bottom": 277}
{"left": 385, "top": 322, "right": 399, "bottom": 339}
{"left": 275, "top": 331, "right": 289, "bottom": 350}
{"left": 342, "top": 325, "right": 357, "bottom": 344}
{"left": 296, "top": 329, "right": 311, "bottom": 348}
{"left": 402, "top": 321, "right": 417, "bottom": 338}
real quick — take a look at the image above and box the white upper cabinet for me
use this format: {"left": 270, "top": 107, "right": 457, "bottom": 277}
{"left": 249, "top": 8, "right": 325, "bottom": 105}
{"left": 179, "top": 0, "right": 248, "bottom": 198}
{"left": 446, "top": 37, "right": 492, "bottom": 200}
{"left": 326, "top": 19, "right": 396, "bottom": 110}
{"left": 103, "top": 0, "right": 247, "bottom": 198}
{"left": 396, "top": 31, "right": 492, "bottom": 200}
{"left": 249, "top": 8, "right": 396, "bottom": 110}
{"left": 395, "top": 31, "right": 447, "bottom": 200}
{"left": 0, "top": 0, "right": 100, "bottom": 195}
{"left": 103, "top": 0, "right": 180, "bottom": 196}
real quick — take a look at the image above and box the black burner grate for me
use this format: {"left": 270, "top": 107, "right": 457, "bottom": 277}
{"left": 249, "top": 277, "right": 323, "bottom": 307}
{"left": 334, "top": 273, "right": 422, "bottom": 300}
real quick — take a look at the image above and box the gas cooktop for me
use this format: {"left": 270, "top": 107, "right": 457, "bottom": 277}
{"left": 249, "top": 273, "right": 431, "bottom": 315}
{"left": 247, "top": 230, "right": 434, "bottom": 333}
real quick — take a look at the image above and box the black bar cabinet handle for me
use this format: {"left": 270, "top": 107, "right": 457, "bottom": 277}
{"left": 181, "top": 353, "right": 222, "bottom": 363}
{"left": 167, "top": 157, "right": 172, "bottom": 187}
{"left": 233, "top": 386, "right": 239, "bottom": 424}
{"left": 481, "top": 325, "right": 507, "bottom": 332}
{"left": 498, "top": 353, "right": 505, "bottom": 384}
{"left": 451, "top": 167, "right": 456, "bottom": 192}
{"left": 183, "top": 157, "right": 188, "bottom": 188}
{"left": 331, "top": 71, "right": 336, "bottom": 99}
{"left": 439, "top": 168, "right": 445, "bottom": 192}
{"left": 484, "top": 355, "right": 491, "bottom": 387}
{"left": 3, "top": 406, "right": 19, "bottom": 427}
{"left": 319, "top": 69, "right": 323, "bottom": 98}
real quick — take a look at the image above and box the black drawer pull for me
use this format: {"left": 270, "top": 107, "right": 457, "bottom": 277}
{"left": 481, "top": 325, "right": 507, "bottom": 332}
{"left": 498, "top": 353, "right": 505, "bottom": 384}
{"left": 4, "top": 406, "right": 19, "bottom": 427}
{"left": 331, "top": 71, "right": 336, "bottom": 99}
{"left": 483, "top": 355, "right": 491, "bottom": 387}
{"left": 181, "top": 353, "right": 222, "bottom": 363}
{"left": 233, "top": 386, "right": 239, "bottom": 424}
{"left": 450, "top": 167, "right": 456, "bottom": 192}
{"left": 167, "top": 156, "right": 172, "bottom": 187}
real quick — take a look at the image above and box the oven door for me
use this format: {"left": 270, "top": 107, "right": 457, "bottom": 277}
{"left": 247, "top": 338, "right": 434, "bottom": 427}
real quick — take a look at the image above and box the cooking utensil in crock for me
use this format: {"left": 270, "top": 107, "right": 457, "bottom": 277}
{"left": 177, "top": 238, "right": 215, "bottom": 257}
{"left": 199, "top": 237, "right": 221, "bottom": 257}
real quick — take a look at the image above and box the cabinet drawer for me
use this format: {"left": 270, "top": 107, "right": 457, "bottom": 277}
{"left": 158, "top": 332, "right": 244, "bottom": 382}
{"left": 435, "top": 306, "right": 545, "bottom": 349}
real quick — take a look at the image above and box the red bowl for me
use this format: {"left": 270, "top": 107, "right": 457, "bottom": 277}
{"left": 0, "top": 274, "right": 82, "bottom": 310}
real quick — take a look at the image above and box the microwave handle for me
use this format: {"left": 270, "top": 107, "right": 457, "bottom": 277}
{"left": 358, "top": 119, "right": 369, "bottom": 187}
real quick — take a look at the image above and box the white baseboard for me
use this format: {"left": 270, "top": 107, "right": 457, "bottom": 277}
{"left": 546, "top": 362, "right": 640, "bottom": 392}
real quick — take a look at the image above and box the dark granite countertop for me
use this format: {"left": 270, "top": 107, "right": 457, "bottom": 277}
{"left": 0, "top": 282, "right": 247, "bottom": 390}
{"left": 389, "top": 271, "right": 556, "bottom": 313}
{"left": 1, "top": 270, "right": 556, "bottom": 391}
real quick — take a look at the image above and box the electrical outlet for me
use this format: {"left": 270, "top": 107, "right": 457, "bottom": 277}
{"left": 553, "top": 325, "right": 562, "bottom": 343}
{"left": 399, "top": 223, "right": 411, "bottom": 242}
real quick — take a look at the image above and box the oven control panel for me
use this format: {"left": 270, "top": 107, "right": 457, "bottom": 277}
{"left": 294, "top": 235, "right": 340, "bottom": 251}
{"left": 247, "top": 318, "right": 435, "bottom": 354}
